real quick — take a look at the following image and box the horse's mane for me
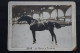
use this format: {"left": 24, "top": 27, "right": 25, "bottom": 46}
{"left": 21, "top": 16, "right": 34, "bottom": 20}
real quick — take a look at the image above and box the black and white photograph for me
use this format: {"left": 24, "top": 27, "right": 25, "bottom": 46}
{"left": 8, "top": 1, "right": 76, "bottom": 51}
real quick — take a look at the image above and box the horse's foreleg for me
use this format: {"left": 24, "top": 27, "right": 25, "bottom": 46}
{"left": 32, "top": 31, "right": 36, "bottom": 44}
{"left": 49, "top": 30, "right": 57, "bottom": 45}
{"left": 49, "top": 30, "right": 53, "bottom": 42}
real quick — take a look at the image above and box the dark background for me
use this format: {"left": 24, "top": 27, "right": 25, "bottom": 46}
{"left": 0, "top": 0, "right": 80, "bottom": 53}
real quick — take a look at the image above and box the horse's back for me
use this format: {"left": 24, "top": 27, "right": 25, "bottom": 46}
{"left": 30, "top": 21, "right": 47, "bottom": 31}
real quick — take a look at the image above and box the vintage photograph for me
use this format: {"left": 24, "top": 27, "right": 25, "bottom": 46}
{"left": 8, "top": 1, "right": 76, "bottom": 51}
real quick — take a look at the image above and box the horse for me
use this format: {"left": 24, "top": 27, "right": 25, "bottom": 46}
{"left": 17, "top": 16, "right": 61, "bottom": 45}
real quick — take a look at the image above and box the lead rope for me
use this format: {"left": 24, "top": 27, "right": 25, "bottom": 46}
{"left": 30, "top": 20, "right": 34, "bottom": 26}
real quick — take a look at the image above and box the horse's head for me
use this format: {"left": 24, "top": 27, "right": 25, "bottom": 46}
{"left": 17, "top": 16, "right": 34, "bottom": 24}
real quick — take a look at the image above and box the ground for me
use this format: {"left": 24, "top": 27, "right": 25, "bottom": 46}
{"left": 11, "top": 24, "right": 73, "bottom": 51}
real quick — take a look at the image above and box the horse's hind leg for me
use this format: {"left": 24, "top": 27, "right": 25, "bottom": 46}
{"left": 32, "top": 31, "right": 36, "bottom": 44}
{"left": 49, "top": 29, "right": 57, "bottom": 45}
{"left": 53, "top": 32, "right": 57, "bottom": 45}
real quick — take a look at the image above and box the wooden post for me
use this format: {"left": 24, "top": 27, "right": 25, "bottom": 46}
{"left": 56, "top": 8, "right": 58, "bottom": 20}
{"left": 39, "top": 13, "right": 41, "bottom": 21}
{"left": 49, "top": 12, "right": 51, "bottom": 19}
{"left": 64, "top": 12, "right": 66, "bottom": 22}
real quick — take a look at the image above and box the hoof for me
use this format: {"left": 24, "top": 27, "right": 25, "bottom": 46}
{"left": 33, "top": 41, "right": 36, "bottom": 44}
{"left": 55, "top": 43, "right": 57, "bottom": 45}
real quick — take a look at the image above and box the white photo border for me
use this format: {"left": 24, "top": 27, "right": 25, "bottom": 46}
{"left": 8, "top": 1, "right": 76, "bottom": 51}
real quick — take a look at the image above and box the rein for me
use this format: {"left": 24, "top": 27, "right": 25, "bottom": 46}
{"left": 30, "top": 19, "right": 37, "bottom": 26}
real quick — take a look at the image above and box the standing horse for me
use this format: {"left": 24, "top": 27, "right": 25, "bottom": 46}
{"left": 18, "top": 16, "right": 61, "bottom": 44}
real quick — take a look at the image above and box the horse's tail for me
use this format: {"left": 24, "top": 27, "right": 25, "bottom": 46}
{"left": 54, "top": 22, "right": 61, "bottom": 29}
